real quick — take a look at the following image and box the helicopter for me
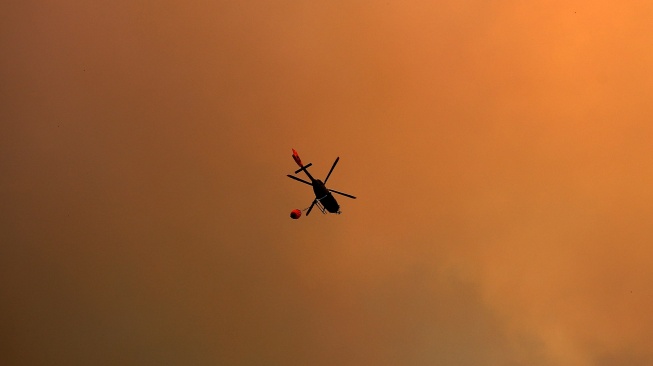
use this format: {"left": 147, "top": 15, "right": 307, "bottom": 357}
{"left": 287, "top": 149, "right": 356, "bottom": 219}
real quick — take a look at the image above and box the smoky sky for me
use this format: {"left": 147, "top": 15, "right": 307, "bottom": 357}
{"left": 2, "top": 1, "right": 653, "bottom": 365}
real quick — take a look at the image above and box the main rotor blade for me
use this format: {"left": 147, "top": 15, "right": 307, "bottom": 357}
{"left": 287, "top": 174, "right": 312, "bottom": 186}
{"left": 329, "top": 189, "right": 356, "bottom": 199}
{"left": 323, "top": 157, "right": 339, "bottom": 184}
{"left": 306, "top": 200, "right": 317, "bottom": 216}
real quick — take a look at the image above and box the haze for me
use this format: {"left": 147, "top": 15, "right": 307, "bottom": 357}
{"left": 2, "top": 1, "right": 652, "bottom": 365}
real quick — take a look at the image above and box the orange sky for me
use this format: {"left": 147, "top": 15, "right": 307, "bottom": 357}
{"left": 2, "top": 1, "right": 653, "bottom": 365}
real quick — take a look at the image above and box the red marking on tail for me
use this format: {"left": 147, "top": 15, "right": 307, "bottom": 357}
{"left": 291, "top": 148, "right": 303, "bottom": 167}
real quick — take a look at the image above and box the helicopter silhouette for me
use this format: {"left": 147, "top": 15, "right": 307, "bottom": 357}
{"left": 287, "top": 149, "right": 356, "bottom": 217}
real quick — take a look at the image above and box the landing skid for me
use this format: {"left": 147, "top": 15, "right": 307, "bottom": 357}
{"left": 302, "top": 200, "right": 327, "bottom": 214}
{"left": 315, "top": 200, "right": 327, "bottom": 214}
{"left": 303, "top": 195, "right": 333, "bottom": 215}
{"left": 315, "top": 196, "right": 327, "bottom": 214}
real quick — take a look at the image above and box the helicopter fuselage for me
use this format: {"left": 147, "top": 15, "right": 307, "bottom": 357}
{"left": 311, "top": 179, "right": 340, "bottom": 213}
